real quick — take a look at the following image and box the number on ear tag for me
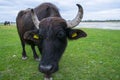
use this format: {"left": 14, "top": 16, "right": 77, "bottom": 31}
{"left": 72, "top": 33, "right": 77, "bottom": 38}
{"left": 33, "top": 34, "right": 39, "bottom": 39}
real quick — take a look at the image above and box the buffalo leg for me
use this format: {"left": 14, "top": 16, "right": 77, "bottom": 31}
{"left": 21, "top": 41, "right": 28, "bottom": 60}
{"left": 31, "top": 45, "right": 40, "bottom": 61}
{"left": 37, "top": 46, "right": 42, "bottom": 55}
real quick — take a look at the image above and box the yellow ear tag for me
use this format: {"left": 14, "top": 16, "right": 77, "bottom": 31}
{"left": 72, "top": 33, "right": 77, "bottom": 38}
{"left": 33, "top": 34, "right": 39, "bottom": 39}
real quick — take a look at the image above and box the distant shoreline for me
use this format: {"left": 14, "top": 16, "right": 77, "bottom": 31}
{"left": 82, "top": 20, "right": 120, "bottom": 22}
{"left": 0, "top": 20, "right": 120, "bottom": 23}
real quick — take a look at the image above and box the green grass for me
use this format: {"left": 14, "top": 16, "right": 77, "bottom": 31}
{"left": 0, "top": 25, "right": 120, "bottom": 80}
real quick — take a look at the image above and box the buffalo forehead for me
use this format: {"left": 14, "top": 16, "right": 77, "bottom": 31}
{"left": 40, "top": 17, "right": 67, "bottom": 27}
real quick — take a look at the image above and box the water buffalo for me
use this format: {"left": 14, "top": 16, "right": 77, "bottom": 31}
{"left": 16, "top": 3, "right": 87, "bottom": 79}
{"left": 4, "top": 21, "right": 10, "bottom": 26}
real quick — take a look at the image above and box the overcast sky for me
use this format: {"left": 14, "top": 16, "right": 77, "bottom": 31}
{"left": 0, "top": 0, "right": 120, "bottom": 22}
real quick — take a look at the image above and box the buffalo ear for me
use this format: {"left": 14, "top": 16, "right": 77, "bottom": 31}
{"left": 66, "top": 28, "right": 87, "bottom": 40}
{"left": 24, "top": 30, "right": 40, "bottom": 43}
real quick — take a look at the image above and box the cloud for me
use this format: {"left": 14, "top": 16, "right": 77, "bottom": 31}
{"left": 84, "top": 8, "right": 120, "bottom": 20}
{"left": 0, "top": 0, "right": 120, "bottom": 22}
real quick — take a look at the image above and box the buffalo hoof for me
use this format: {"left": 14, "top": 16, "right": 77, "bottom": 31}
{"left": 35, "top": 58, "right": 41, "bottom": 61}
{"left": 22, "top": 56, "right": 28, "bottom": 60}
{"left": 44, "top": 77, "right": 53, "bottom": 80}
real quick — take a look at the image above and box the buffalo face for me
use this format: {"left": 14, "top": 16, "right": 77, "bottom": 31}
{"left": 24, "top": 17, "right": 87, "bottom": 75}
{"left": 38, "top": 17, "right": 68, "bottom": 74}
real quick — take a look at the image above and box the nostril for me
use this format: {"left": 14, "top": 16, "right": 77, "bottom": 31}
{"left": 40, "top": 65, "right": 53, "bottom": 73}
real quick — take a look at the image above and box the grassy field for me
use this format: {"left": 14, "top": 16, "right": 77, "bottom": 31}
{"left": 0, "top": 25, "right": 120, "bottom": 80}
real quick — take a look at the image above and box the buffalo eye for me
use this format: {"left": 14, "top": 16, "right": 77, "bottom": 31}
{"left": 56, "top": 30, "right": 66, "bottom": 39}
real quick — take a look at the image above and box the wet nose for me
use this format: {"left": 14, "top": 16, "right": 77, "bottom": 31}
{"left": 40, "top": 65, "right": 53, "bottom": 73}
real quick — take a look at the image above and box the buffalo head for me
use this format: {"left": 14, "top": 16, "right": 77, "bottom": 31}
{"left": 23, "top": 4, "right": 87, "bottom": 78}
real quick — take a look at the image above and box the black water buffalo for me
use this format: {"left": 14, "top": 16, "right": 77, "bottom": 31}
{"left": 4, "top": 21, "right": 10, "bottom": 26}
{"left": 16, "top": 3, "right": 87, "bottom": 79}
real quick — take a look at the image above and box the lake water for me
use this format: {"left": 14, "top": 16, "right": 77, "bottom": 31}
{"left": 77, "top": 22, "right": 120, "bottom": 30}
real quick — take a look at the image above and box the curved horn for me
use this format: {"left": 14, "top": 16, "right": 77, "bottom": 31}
{"left": 67, "top": 4, "right": 83, "bottom": 28}
{"left": 30, "top": 9, "right": 40, "bottom": 29}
